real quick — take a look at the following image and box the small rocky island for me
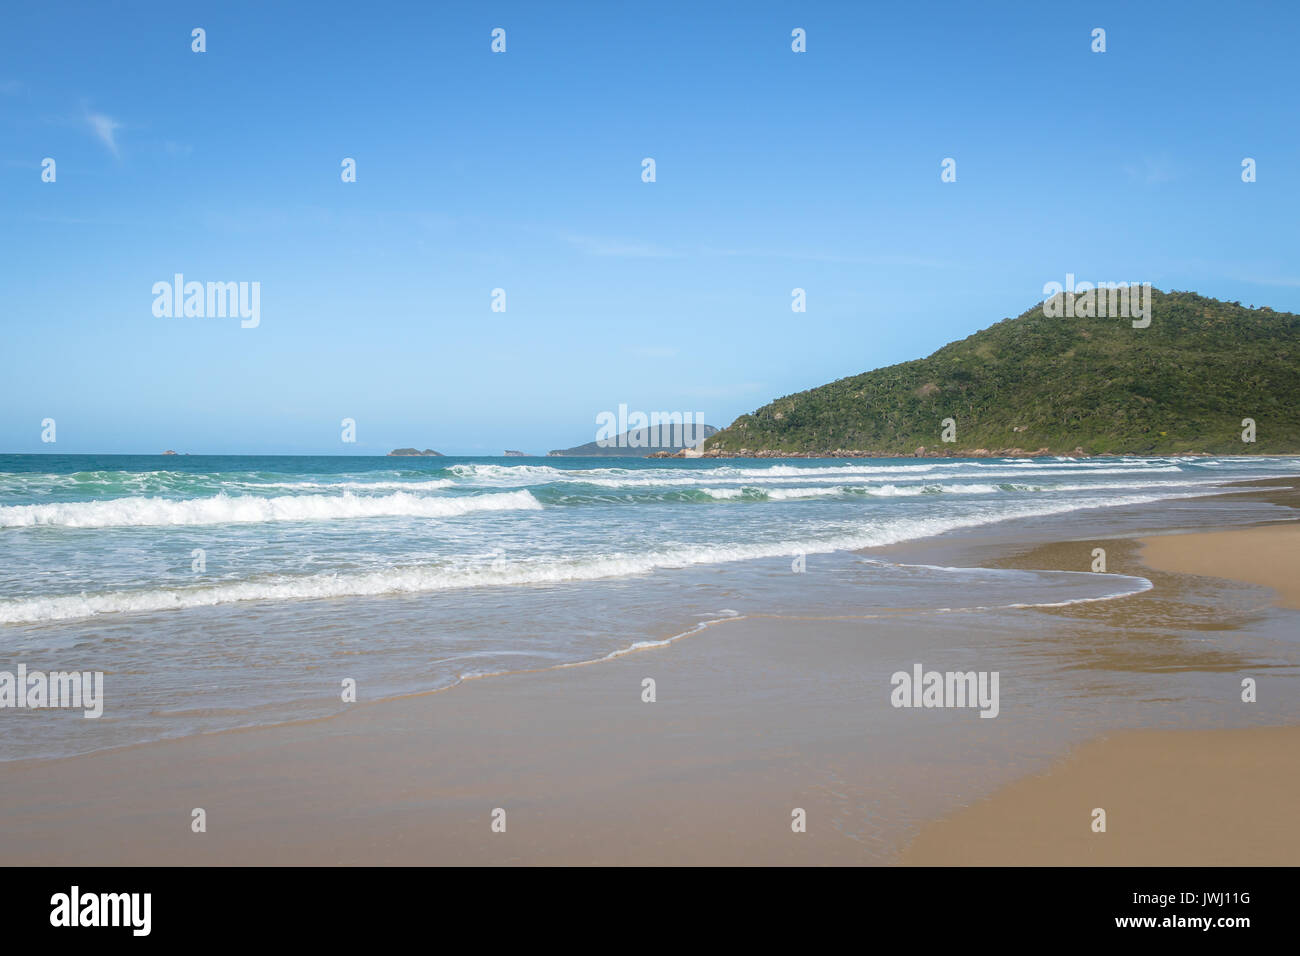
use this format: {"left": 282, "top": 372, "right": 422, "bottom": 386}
{"left": 503, "top": 450, "right": 527, "bottom": 457}
{"left": 387, "top": 448, "right": 443, "bottom": 457}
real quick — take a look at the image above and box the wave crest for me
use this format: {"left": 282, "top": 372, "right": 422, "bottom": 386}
{"left": 0, "top": 490, "right": 540, "bottom": 529}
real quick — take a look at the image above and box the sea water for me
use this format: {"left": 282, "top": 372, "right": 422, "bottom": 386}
{"left": 1, "top": 454, "right": 1297, "bottom": 760}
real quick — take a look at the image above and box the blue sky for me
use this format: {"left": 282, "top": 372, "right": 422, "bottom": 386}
{"left": 3, "top": 0, "right": 1298, "bottom": 454}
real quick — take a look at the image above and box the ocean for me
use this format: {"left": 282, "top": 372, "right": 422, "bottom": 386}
{"left": 2, "top": 453, "right": 1298, "bottom": 761}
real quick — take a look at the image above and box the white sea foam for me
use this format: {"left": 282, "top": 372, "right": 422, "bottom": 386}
{"left": 696, "top": 478, "right": 1226, "bottom": 501}
{"left": 766, "top": 485, "right": 873, "bottom": 499}
{"left": 699, "top": 487, "right": 746, "bottom": 499}
{"left": 0, "top": 489, "right": 540, "bottom": 529}
{"left": 246, "top": 479, "right": 455, "bottom": 491}
{"left": 549, "top": 465, "right": 1190, "bottom": 489}
{"left": 449, "top": 460, "right": 1199, "bottom": 483}
{"left": 0, "top": 489, "right": 1224, "bottom": 624}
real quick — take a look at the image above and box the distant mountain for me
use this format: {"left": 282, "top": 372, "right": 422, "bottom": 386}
{"left": 503, "top": 450, "right": 527, "bottom": 457}
{"left": 705, "top": 290, "right": 1300, "bottom": 456}
{"left": 387, "top": 448, "right": 443, "bottom": 457}
{"left": 550, "top": 423, "right": 719, "bottom": 457}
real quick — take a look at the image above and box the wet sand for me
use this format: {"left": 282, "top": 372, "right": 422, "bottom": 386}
{"left": 1140, "top": 523, "right": 1300, "bottom": 609}
{"left": 900, "top": 725, "right": 1300, "bottom": 865}
{"left": 0, "top": 614, "right": 941, "bottom": 865}
{"left": 900, "top": 491, "right": 1300, "bottom": 866}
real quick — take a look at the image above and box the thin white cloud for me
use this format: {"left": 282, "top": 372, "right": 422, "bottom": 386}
{"left": 84, "top": 110, "right": 123, "bottom": 156}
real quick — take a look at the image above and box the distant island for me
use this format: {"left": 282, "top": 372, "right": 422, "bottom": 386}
{"left": 550, "top": 424, "right": 719, "bottom": 457}
{"left": 704, "top": 290, "right": 1300, "bottom": 457}
{"left": 503, "top": 450, "right": 527, "bottom": 457}
{"left": 387, "top": 448, "right": 443, "bottom": 457}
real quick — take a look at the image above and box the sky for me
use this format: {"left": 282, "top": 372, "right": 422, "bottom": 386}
{"left": 3, "top": 0, "right": 1298, "bottom": 455}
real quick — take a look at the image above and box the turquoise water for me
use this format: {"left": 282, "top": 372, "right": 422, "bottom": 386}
{"left": 1, "top": 453, "right": 1298, "bottom": 759}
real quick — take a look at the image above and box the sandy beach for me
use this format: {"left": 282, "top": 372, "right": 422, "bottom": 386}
{"left": 1, "top": 483, "right": 1298, "bottom": 866}
{"left": 1140, "top": 523, "right": 1300, "bottom": 609}
{"left": 3, "top": 609, "right": 984, "bottom": 866}
{"left": 900, "top": 724, "right": 1300, "bottom": 865}
{"left": 901, "top": 497, "right": 1300, "bottom": 866}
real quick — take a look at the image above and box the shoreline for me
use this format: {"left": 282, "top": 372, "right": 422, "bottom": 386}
{"left": 1, "top": 484, "right": 1297, "bottom": 864}
{"left": 1139, "top": 522, "right": 1300, "bottom": 609}
{"left": 897, "top": 481, "right": 1300, "bottom": 865}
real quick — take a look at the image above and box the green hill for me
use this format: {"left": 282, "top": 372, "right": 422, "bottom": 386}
{"left": 704, "top": 290, "right": 1300, "bottom": 457}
